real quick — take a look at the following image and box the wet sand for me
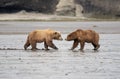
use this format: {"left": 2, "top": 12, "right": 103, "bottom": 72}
{"left": 0, "top": 22, "right": 120, "bottom": 79}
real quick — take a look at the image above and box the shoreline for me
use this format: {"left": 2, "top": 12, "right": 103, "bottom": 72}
{"left": 0, "top": 12, "right": 120, "bottom": 21}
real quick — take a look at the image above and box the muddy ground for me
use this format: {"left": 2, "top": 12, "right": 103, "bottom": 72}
{"left": 0, "top": 22, "right": 120, "bottom": 79}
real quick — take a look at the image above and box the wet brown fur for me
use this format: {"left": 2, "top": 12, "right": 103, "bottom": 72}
{"left": 24, "top": 29, "right": 62, "bottom": 50}
{"left": 66, "top": 29, "right": 100, "bottom": 50}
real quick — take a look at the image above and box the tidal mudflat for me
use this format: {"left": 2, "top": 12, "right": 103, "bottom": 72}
{"left": 0, "top": 22, "right": 120, "bottom": 79}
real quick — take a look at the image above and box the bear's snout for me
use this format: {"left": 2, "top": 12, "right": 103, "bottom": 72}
{"left": 59, "top": 37, "right": 63, "bottom": 41}
{"left": 65, "top": 38, "right": 69, "bottom": 41}
{"left": 65, "top": 38, "right": 73, "bottom": 41}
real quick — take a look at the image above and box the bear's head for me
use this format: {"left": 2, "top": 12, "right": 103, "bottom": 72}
{"left": 65, "top": 29, "right": 83, "bottom": 41}
{"left": 52, "top": 31, "right": 63, "bottom": 40}
{"left": 65, "top": 31, "right": 78, "bottom": 41}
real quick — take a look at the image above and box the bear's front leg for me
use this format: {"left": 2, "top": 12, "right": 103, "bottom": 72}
{"left": 70, "top": 40, "right": 79, "bottom": 50}
{"left": 44, "top": 42, "right": 50, "bottom": 50}
{"left": 80, "top": 41, "right": 85, "bottom": 50}
{"left": 46, "top": 40, "right": 58, "bottom": 50}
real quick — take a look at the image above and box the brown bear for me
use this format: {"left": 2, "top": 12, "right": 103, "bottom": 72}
{"left": 24, "top": 29, "right": 63, "bottom": 50}
{"left": 65, "top": 29, "right": 100, "bottom": 50}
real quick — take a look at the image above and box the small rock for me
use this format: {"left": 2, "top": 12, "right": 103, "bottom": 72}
{"left": 19, "top": 58, "right": 21, "bottom": 60}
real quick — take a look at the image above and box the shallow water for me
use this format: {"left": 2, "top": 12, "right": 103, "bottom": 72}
{"left": 0, "top": 21, "right": 120, "bottom": 34}
{"left": 0, "top": 34, "right": 120, "bottom": 79}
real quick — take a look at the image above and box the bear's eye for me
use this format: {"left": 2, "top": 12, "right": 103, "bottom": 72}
{"left": 68, "top": 35, "right": 71, "bottom": 37}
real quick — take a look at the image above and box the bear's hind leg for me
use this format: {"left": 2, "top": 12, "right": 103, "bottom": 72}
{"left": 24, "top": 40, "right": 30, "bottom": 50}
{"left": 31, "top": 41, "right": 37, "bottom": 51}
{"left": 95, "top": 44, "right": 100, "bottom": 50}
{"left": 92, "top": 42, "right": 100, "bottom": 50}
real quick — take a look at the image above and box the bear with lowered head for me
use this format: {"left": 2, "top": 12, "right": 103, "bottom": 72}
{"left": 65, "top": 29, "right": 100, "bottom": 50}
{"left": 24, "top": 29, "right": 63, "bottom": 50}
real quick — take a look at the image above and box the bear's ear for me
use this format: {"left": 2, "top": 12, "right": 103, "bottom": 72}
{"left": 76, "top": 29, "right": 82, "bottom": 32}
{"left": 54, "top": 32, "right": 58, "bottom": 35}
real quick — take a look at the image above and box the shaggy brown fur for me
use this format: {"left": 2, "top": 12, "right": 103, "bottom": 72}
{"left": 24, "top": 29, "right": 63, "bottom": 50}
{"left": 66, "top": 29, "right": 100, "bottom": 50}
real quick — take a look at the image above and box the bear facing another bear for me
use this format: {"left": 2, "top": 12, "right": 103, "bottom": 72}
{"left": 24, "top": 29, "right": 100, "bottom": 51}
{"left": 24, "top": 29, "right": 63, "bottom": 51}
{"left": 65, "top": 29, "right": 100, "bottom": 50}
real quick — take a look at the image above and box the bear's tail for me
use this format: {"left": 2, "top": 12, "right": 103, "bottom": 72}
{"left": 24, "top": 36, "right": 30, "bottom": 50}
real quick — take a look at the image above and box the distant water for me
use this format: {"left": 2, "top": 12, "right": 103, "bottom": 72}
{"left": 0, "top": 21, "right": 120, "bottom": 34}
